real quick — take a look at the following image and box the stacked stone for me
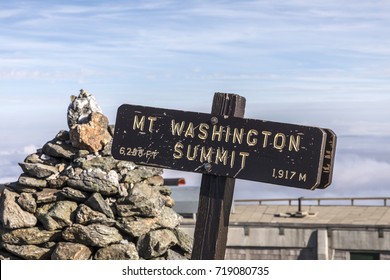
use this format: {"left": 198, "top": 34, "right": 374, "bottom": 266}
{"left": 0, "top": 90, "right": 192, "bottom": 260}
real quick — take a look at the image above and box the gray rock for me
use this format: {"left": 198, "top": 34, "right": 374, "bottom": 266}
{"left": 75, "top": 204, "right": 116, "bottom": 226}
{"left": 163, "top": 196, "right": 175, "bottom": 208}
{"left": 47, "top": 175, "right": 68, "bottom": 189}
{"left": 137, "top": 229, "right": 178, "bottom": 259}
{"left": 18, "top": 174, "right": 47, "bottom": 188}
{"left": 117, "top": 183, "right": 129, "bottom": 198}
{"left": 80, "top": 156, "right": 117, "bottom": 172}
{"left": 24, "top": 153, "right": 43, "bottom": 164}
{"left": 116, "top": 217, "right": 158, "bottom": 237}
{"left": 1, "top": 227, "right": 61, "bottom": 245}
{"left": 156, "top": 185, "right": 172, "bottom": 196}
{"left": 85, "top": 192, "right": 114, "bottom": 219}
{"left": 55, "top": 130, "right": 70, "bottom": 141}
{"left": 42, "top": 140, "right": 77, "bottom": 160}
{"left": 4, "top": 182, "right": 37, "bottom": 194}
{"left": 121, "top": 171, "right": 142, "bottom": 185}
{"left": 117, "top": 161, "right": 137, "bottom": 171}
{"left": 24, "top": 152, "right": 62, "bottom": 166}
{"left": 94, "top": 243, "right": 139, "bottom": 260}
{"left": 166, "top": 249, "right": 188, "bottom": 260}
{"left": 116, "top": 182, "right": 165, "bottom": 217}
{"left": 41, "top": 242, "right": 57, "bottom": 249}
{"left": 33, "top": 188, "right": 62, "bottom": 204}
{"left": 18, "top": 162, "right": 58, "bottom": 179}
{"left": 2, "top": 243, "right": 52, "bottom": 260}
{"left": 56, "top": 163, "right": 67, "bottom": 173}
{"left": 36, "top": 201, "right": 78, "bottom": 230}
{"left": 16, "top": 192, "right": 37, "bottom": 213}
{"left": 101, "top": 140, "right": 112, "bottom": 156}
{"left": 0, "top": 249, "right": 22, "bottom": 260}
{"left": 64, "top": 166, "right": 83, "bottom": 177}
{"left": 67, "top": 89, "right": 103, "bottom": 129}
{"left": 0, "top": 189, "right": 37, "bottom": 229}
{"left": 157, "top": 206, "right": 182, "bottom": 229}
{"left": 51, "top": 242, "right": 92, "bottom": 260}
{"left": 67, "top": 169, "right": 119, "bottom": 196}
{"left": 174, "top": 229, "right": 193, "bottom": 254}
{"left": 137, "top": 166, "right": 163, "bottom": 179}
{"left": 60, "top": 187, "right": 89, "bottom": 202}
{"left": 147, "top": 175, "right": 164, "bottom": 186}
{"left": 62, "top": 224, "right": 123, "bottom": 247}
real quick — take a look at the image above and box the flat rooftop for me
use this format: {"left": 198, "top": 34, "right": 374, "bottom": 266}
{"left": 230, "top": 204, "right": 390, "bottom": 226}
{"left": 182, "top": 204, "right": 390, "bottom": 228}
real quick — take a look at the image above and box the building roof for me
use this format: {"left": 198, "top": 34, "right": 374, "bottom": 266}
{"left": 229, "top": 204, "right": 390, "bottom": 228}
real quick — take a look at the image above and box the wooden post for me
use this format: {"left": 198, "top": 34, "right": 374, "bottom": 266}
{"left": 191, "top": 92, "right": 246, "bottom": 260}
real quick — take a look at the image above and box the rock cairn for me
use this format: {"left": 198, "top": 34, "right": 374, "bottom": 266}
{"left": 0, "top": 90, "right": 192, "bottom": 260}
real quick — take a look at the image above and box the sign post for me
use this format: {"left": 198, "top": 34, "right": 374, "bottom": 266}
{"left": 111, "top": 92, "right": 337, "bottom": 260}
{"left": 191, "top": 93, "right": 245, "bottom": 260}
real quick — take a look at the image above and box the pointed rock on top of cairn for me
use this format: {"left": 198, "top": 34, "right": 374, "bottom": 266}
{"left": 68, "top": 90, "right": 112, "bottom": 153}
{"left": 67, "top": 89, "right": 102, "bottom": 128}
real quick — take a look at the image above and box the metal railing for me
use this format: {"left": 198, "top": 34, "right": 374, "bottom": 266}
{"left": 234, "top": 197, "right": 390, "bottom": 207}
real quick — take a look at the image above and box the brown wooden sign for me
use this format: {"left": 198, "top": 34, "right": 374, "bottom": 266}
{"left": 112, "top": 104, "right": 335, "bottom": 190}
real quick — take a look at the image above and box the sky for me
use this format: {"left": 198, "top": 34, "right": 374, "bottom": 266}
{"left": 1, "top": 0, "right": 390, "bottom": 201}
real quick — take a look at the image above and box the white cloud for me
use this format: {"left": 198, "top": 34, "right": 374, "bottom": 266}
{"left": 231, "top": 150, "right": 390, "bottom": 200}
{"left": 333, "top": 155, "right": 390, "bottom": 188}
{"left": 0, "top": 0, "right": 389, "bottom": 192}
{"left": 0, "top": 8, "right": 22, "bottom": 19}
{"left": 0, "top": 176, "right": 18, "bottom": 184}
{"left": 0, "top": 145, "right": 38, "bottom": 157}
{"left": 23, "top": 144, "right": 38, "bottom": 155}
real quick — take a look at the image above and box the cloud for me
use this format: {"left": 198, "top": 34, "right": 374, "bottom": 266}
{"left": 333, "top": 154, "right": 390, "bottom": 188}
{"left": 0, "top": 0, "right": 389, "bottom": 192}
{"left": 1, "top": 0, "right": 389, "bottom": 88}
{"left": 23, "top": 144, "right": 38, "bottom": 155}
{"left": 0, "top": 7, "right": 23, "bottom": 19}
{"left": 0, "top": 155, "right": 21, "bottom": 184}
{"left": 0, "top": 144, "right": 39, "bottom": 183}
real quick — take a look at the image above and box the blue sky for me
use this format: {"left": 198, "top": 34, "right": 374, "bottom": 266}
{"left": 1, "top": 0, "right": 390, "bottom": 199}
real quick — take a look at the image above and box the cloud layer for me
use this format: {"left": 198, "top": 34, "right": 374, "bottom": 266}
{"left": 1, "top": 1, "right": 389, "bottom": 199}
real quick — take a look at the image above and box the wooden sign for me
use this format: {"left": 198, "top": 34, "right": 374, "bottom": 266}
{"left": 317, "top": 129, "right": 337, "bottom": 189}
{"left": 112, "top": 104, "right": 334, "bottom": 190}
{"left": 112, "top": 93, "right": 337, "bottom": 260}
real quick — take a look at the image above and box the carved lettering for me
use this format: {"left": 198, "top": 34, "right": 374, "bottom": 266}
{"left": 215, "top": 147, "right": 228, "bottom": 165}
{"left": 247, "top": 129, "right": 258, "bottom": 146}
{"left": 173, "top": 142, "right": 184, "bottom": 159}
{"left": 274, "top": 133, "right": 286, "bottom": 150}
{"left": 147, "top": 116, "right": 157, "bottom": 132}
{"left": 200, "top": 146, "right": 213, "bottom": 163}
{"left": 289, "top": 135, "right": 301, "bottom": 152}
{"left": 171, "top": 120, "right": 185, "bottom": 136}
{"left": 198, "top": 123, "right": 209, "bottom": 140}
{"left": 239, "top": 152, "right": 250, "bottom": 169}
{"left": 185, "top": 122, "right": 195, "bottom": 138}
{"left": 212, "top": 125, "right": 224, "bottom": 141}
{"left": 186, "top": 144, "right": 198, "bottom": 160}
{"left": 133, "top": 115, "right": 146, "bottom": 131}
{"left": 262, "top": 131, "right": 272, "bottom": 148}
{"left": 233, "top": 128, "right": 244, "bottom": 144}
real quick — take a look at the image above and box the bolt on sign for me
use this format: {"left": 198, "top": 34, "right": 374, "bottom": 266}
{"left": 112, "top": 104, "right": 336, "bottom": 190}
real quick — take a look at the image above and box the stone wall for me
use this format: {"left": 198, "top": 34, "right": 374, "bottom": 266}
{"left": 225, "top": 247, "right": 315, "bottom": 260}
{"left": 0, "top": 90, "right": 192, "bottom": 260}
